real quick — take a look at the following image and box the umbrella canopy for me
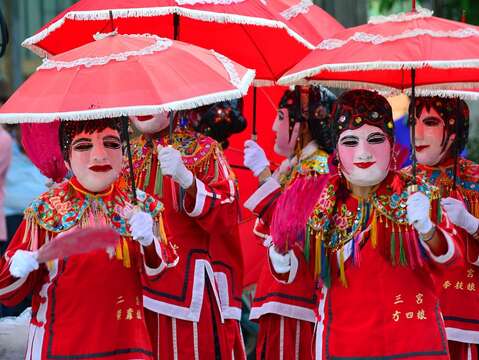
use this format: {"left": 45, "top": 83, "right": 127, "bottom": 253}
{"left": 0, "top": 33, "right": 255, "bottom": 123}
{"left": 278, "top": 7, "right": 479, "bottom": 93}
{"left": 21, "top": 0, "right": 342, "bottom": 84}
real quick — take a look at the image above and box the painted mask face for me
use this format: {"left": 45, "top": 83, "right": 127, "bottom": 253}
{"left": 272, "top": 108, "right": 298, "bottom": 157}
{"left": 68, "top": 128, "right": 123, "bottom": 192}
{"left": 338, "top": 124, "right": 391, "bottom": 187}
{"left": 414, "top": 107, "right": 455, "bottom": 166}
{"left": 130, "top": 113, "right": 170, "bottom": 134}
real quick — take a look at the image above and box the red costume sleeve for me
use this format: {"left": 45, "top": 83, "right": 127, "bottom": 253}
{"left": 420, "top": 213, "right": 463, "bottom": 273}
{"left": 0, "top": 220, "right": 44, "bottom": 306}
{"left": 183, "top": 147, "right": 240, "bottom": 231}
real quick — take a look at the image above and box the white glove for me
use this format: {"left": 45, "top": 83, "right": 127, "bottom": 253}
{"left": 268, "top": 246, "right": 292, "bottom": 274}
{"left": 244, "top": 140, "right": 270, "bottom": 177}
{"left": 128, "top": 211, "right": 155, "bottom": 247}
{"left": 407, "top": 192, "right": 434, "bottom": 234}
{"left": 158, "top": 145, "right": 194, "bottom": 189}
{"left": 9, "top": 250, "right": 39, "bottom": 278}
{"left": 441, "top": 197, "right": 479, "bottom": 235}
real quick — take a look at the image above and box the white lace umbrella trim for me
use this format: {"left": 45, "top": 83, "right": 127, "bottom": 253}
{"left": 278, "top": 60, "right": 479, "bottom": 86}
{"left": 280, "top": 0, "right": 313, "bottom": 21}
{"left": 211, "top": 50, "right": 240, "bottom": 87}
{"left": 368, "top": 6, "right": 433, "bottom": 25}
{"left": 21, "top": 7, "right": 315, "bottom": 58}
{"left": 0, "top": 69, "right": 255, "bottom": 124}
{"left": 318, "top": 27, "right": 479, "bottom": 50}
{"left": 175, "top": 0, "right": 245, "bottom": 5}
{"left": 38, "top": 34, "right": 172, "bottom": 70}
{"left": 411, "top": 88, "right": 479, "bottom": 100}
{"left": 283, "top": 79, "right": 479, "bottom": 100}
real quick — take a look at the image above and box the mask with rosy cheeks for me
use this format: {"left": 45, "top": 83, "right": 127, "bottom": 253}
{"left": 130, "top": 113, "right": 170, "bottom": 134}
{"left": 272, "top": 108, "right": 299, "bottom": 157}
{"left": 67, "top": 128, "right": 123, "bottom": 192}
{"left": 338, "top": 124, "right": 391, "bottom": 187}
{"left": 414, "top": 107, "right": 455, "bottom": 166}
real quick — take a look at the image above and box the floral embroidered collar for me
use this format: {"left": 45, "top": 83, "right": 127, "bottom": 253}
{"left": 132, "top": 128, "right": 217, "bottom": 170}
{"left": 26, "top": 177, "right": 162, "bottom": 236}
{"left": 309, "top": 171, "right": 438, "bottom": 246}
{"left": 279, "top": 145, "right": 330, "bottom": 186}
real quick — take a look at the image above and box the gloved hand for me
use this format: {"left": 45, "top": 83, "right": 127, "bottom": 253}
{"left": 128, "top": 211, "right": 155, "bottom": 247}
{"left": 9, "top": 250, "right": 39, "bottom": 278}
{"left": 441, "top": 197, "right": 479, "bottom": 235}
{"left": 407, "top": 192, "right": 434, "bottom": 235}
{"left": 158, "top": 145, "right": 194, "bottom": 189}
{"left": 268, "top": 245, "right": 292, "bottom": 274}
{"left": 244, "top": 140, "right": 270, "bottom": 177}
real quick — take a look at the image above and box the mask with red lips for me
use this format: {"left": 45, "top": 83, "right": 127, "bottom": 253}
{"left": 411, "top": 96, "right": 469, "bottom": 166}
{"left": 60, "top": 119, "right": 123, "bottom": 192}
{"left": 130, "top": 113, "right": 170, "bottom": 135}
{"left": 332, "top": 90, "right": 394, "bottom": 187}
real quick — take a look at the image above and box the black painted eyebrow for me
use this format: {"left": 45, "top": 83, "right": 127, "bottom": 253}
{"left": 71, "top": 137, "right": 93, "bottom": 146}
{"left": 421, "top": 116, "right": 442, "bottom": 123}
{"left": 340, "top": 135, "right": 359, "bottom": 141}
{"left": 103, "top": 135, "right": 121, "bottom": 141}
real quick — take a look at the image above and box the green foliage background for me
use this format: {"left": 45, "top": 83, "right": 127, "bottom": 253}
{"left": 370, "top": 0, "right": 479, "bottom": 24}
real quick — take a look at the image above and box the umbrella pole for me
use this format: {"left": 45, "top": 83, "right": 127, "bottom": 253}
{"left": 121, "top": 116, "right": 138, "bottom": 205}
{"left": 173, "top": 14, "right": 180, "bottom": 40}
{"left": 252, "top": 87, "right": 257, "bottom": 141}
{"left": 412, "top": 0, "right": 416, "bottom": 12}
{"left": 410, "top": 68, "right": 417, "bottom": 186}
{"left": 169, "top": 111, "right": 175, "bottom": 145}
{"left": 452, "top": 99, "right": 462, "bottom": 191}
{"left": 168, "top": 14, "right": 180, "bottom": 145}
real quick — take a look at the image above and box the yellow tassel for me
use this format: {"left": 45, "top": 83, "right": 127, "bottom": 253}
{"left": 371, "top": 212, "right": 378, "bottom": 249}
{"left": 122, "top": 238, "right": 131, "bottom": 268}
{"left": 315, "top": 231, "right": 322, "bottom": 277}
{"left": 115, "top": 242, "right": 123, "bottom": 261}
{"left": 158, "top": 215, "right": 168, "bottom": 244}
{"left": 339, "top": 247, "right": 348, "bottom": 287}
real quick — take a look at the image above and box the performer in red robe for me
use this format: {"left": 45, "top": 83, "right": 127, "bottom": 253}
{"left": 405, "top": 96, "right": 479, "bottom": 359}
{"left": 243, "top": 86, "right": 335, "bottom": 360}
{"left": 0, "top": 119, "right": 174, "bottom": 360}
{"left": 269, "top": 89, "right": 460, "bottom": 359}
{"left": 128, "top": 112, "right": 244, "bottom": 359}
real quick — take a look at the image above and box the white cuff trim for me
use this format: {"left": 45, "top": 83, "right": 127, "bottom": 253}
{"left": 141, "top": 237, "right": 167, "bottom": 276}
{"left": 287, "top": 251, "right": 298, "bottom": 284}
{"left": 471, "top": 253, "right": 479, "bottom": 266}
{"left": 270, "top": 250, "right": 298, "bottom": 284}
{"left": 249, "top": 302, "right": 316, "bottom": 322}
{"left": 420, "top": 226, "right": 455, "bottom": 264}
{"left": 184, "top": 178, "right": 207, "bottom": 218}
{"left": 244, "top": 177, "right": 280, "bottom": 212}
{"left": 446, "top": 327, "right": 479, "bottom": 344}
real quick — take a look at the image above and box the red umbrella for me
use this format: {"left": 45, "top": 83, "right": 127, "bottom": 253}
{"left": 0, "top": 33, "right": 254, "bottom": 122}
{"left": 278, "top": 6, "right": 479, "bottom": 92}
{"left": 0, "top": 33, "right": 255, "bottom": 203}
{"left": 278, "top": 5, "right": 479, "bottom": 181}
{"left": 20, "top": 0, "right": 341, "bottom": 84}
